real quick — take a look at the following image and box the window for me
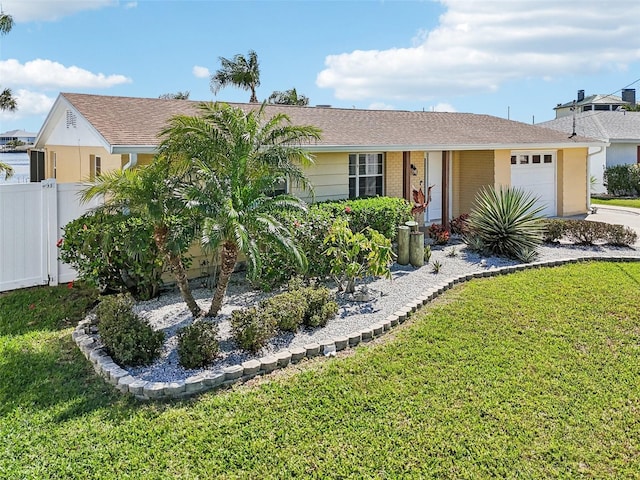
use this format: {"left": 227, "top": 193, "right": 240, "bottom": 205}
{"left": 512, "top": 151, "right": 555, "bottom": 166}
{"left": 271, "top": 178, "right": 287, "bottom": 196}
{"left": 95, "top": 156, "right": 102, "bottom": 176}
{"left": 349, "top": 153, "right": 383, "bottom": 198}
{"left": 51, "top": 152, "right": 57, "bottom": 179}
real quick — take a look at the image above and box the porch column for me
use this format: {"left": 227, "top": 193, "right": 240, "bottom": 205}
{"left": 442, "top": 151, "right": 450, "bottom": 230}
{"left": 402, "top": 151, "right": 411, "bottom": 201}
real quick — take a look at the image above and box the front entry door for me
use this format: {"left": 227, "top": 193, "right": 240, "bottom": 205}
{"left": 425, "top": 152, "right": 442, "bottom": 222}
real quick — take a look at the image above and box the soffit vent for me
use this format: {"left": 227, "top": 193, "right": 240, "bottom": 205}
{"left": 66, "top": 109, "right": 77, "bottom": 128}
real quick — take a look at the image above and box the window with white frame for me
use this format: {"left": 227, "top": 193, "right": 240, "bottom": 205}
{"left": 349, "top": 153, "right": 384, "bottom": 198}
{"left": 51, "top": 152, "right": 57, "bottom": 179}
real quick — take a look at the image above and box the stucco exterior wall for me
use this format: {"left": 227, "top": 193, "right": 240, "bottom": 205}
{"left": 493, "top": 149, "right": 512, "bottom": 187}
{"left": 607, "top": 143, "right": 639, "bottom": 168}
{"left": 452, "top": 150, "right": 495, "bottom": 217}
{"left": 557, "top": 148, "right": 588, "bottom": 216}
{"left": 385, "top": 151, "right": 404, "bottom": 200}
{"left": 291, "top": 152, "right": 349, "bottom": 203}
{"left": 44, "top": 145, "right": 123, "bottom": 183}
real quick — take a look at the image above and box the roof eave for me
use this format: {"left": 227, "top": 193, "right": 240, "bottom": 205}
{"left": 306, "top": 142, "right": 606, "bottom": 152}
{"left": 111, "top": 145, "right": 159, "bottom": 154}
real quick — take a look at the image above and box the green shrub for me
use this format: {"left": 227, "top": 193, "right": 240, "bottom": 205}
{"left": 300, "top": 286, "right": 338, "bottom": 327}
{"left": 230, "top": 307, "right": 278, "bottom": 353}
{"left": 606, "top": 223, "right": 638, "bottom": 246}
{"left": 259, "top": 291, "right": 306, "bottom": 332}
{"left": 59, "top": 210, "right": 163, "bottom": 300}
{"left": 604, "top": 164, "right": 640, "bottom": 196}
{"left": 324, "top": 218, "right": 394, "bottom": 293}
{"left": 543, "top": 219, "right": 637, "bottom": 246}
{"left": 543, "top": 219, "right": 566, "bottom": 242}
{"left": 257, "top": 197, "right": 411, "bottom": 290}
{"left": 315, "top": 196, "right": 413, "bottom": 239}
{"left": 96, "top": 294, "right": 164, "bottom": 366}
{"left": 465, "top": 186, "right": 544, "bottom": 261}
{"left": 177, "top": 321, "right": 220, "bottom": 369}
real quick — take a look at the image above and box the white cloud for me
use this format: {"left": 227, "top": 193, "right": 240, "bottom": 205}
{"left": 368, "top": 102, "right": 395, "bottom": 110}
{"left": 0, "top": 89, "right": 54, "bottom": 124}
{"left": 0, "top": 59, "right": 132, "bottom": 89}
{"left": 317, "top": 1, "right": 640, "bottom": 102}
{"left": 192, "top": 66, "right": 210, "bottom": 79}
{"left": 430, "top": 102, "right": 457, "bottom": 112}
{"left": 2, "top": 0, "right": 117, "bottom": 22}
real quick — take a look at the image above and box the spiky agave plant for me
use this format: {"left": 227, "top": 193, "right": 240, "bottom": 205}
{"left": 465, "top": 186, "right": 545, "bottom": 261}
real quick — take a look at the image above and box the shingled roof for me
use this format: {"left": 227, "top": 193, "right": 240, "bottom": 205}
{"left": 38, "top": 93, "right": 601, "bottom": 154}
{"left": 540, "top": 111, "right": 640, "bottom": 142}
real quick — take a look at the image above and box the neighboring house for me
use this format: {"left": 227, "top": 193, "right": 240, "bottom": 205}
{"left": 554, "top": 89, "right": 636, "bottom": 119}
{"left": 0, "top": 129, "right": 37, "bottom": 148}
{"left": 33, "top": 93, "right": 604, "bottom": 224}
{"left": 539, "top": 111, "right": 640, "bottom": 194}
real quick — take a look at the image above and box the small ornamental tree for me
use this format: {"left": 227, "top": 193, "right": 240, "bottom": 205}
{"left": 324, "top": 218, "right": 394, "bottom": 294}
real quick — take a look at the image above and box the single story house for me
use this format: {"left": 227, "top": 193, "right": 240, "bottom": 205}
{"left": 33, "top": 93, "right": 604, "bottom": 224}
{"left": 540, "top": 111, "right": 640, "bottom": 194}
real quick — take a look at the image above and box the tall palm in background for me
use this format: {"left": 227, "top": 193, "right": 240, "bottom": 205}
{"left": 160, "top": 102, "right": 321, "bottom": 316}
{"left": 210, "top": 50, "right": 260, "bottom": 103}
{"left": 0, "top": 12, "right": 17, "bottom": 113}
{"left": 80, "top": 158, "right": 205, "bottom": 318}
{"left": 268, "top": 88, "right": 310, "bottom": 106}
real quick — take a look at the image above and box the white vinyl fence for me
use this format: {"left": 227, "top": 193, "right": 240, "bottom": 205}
{"left": 0, "top": 180, "right": 102, "bottom": 292}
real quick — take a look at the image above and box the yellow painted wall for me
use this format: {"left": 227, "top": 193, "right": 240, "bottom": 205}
{"left": 557, "top": 148, "right": 588, "bottom": 216}
{"left": 385, "top": 151, "right": 404, "bottom": 199}
{"left": 291, "top": 152, "right": 349, "bottom": 203}
{"left": 452, "top": 150, "right": 495, "bottom": 217}
{"left": 493, "top": 150, "right": 512, "bottom": 188}
{"left": 44, "top": 145, "right": 122, "bottom": 182}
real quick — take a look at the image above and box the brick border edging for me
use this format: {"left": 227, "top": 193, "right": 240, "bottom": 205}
{"left": 72, "top": 256, "right": 640, "bottom": 401}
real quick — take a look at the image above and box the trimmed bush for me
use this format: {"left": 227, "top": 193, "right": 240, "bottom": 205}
{"left": 230, "top": 284, "right": 339, "bottom": 352}
{"left": 301, "top": 286, "right": 338, "bottom": 327}
{"left": 258, "top": 197, "right": 411, "bottom": 290}
{"left": 259, "top": 291, "right": 306, "bottom": 332}
{"left": 230, "top": 307, "right": 278, "bottom": 353}
{"left": 59, "top": 210, "right": 163, "bottom": 300}
{"left": 603, "top": 164, "right": 640, "bottom": 196}
{"left": 96, "top": 294, "right": 164, "bottom": 366}
{"left": 465, "top": 186, "right": 544, "bottom": 261}
{"left": 177, "top": 321, "right": 220, "bottom": 369}
{"left": 543, "top": 219, "right": 637, "bottom": 246}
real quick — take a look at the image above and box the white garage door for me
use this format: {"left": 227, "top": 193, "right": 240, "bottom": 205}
{"left": 510, "top": 152, "right": 556, "bottom": 217}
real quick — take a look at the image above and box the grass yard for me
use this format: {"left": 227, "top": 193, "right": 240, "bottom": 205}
{"left": 591, "top": 197, "right": 640, "bottom": 209}
{"left": 1, "top": 262, "right": 639, "bottom": 479}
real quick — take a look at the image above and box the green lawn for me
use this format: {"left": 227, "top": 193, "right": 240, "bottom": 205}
{"left": 591, "top": 197, "right": 640, "bottom": 209}
{"left": 1, "top": 263, "right": 639, "bottom": 479}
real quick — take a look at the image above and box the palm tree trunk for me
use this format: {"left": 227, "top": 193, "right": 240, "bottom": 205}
{"left": 153, "top": 225, "right": 204, "bottom": 318}
{"left": 207, "top": 241, "right": 239, "bottom": 317}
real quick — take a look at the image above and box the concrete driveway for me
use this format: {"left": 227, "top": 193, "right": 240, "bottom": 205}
{"left": 584, "top": 204, "right": 640, "bottom": 246}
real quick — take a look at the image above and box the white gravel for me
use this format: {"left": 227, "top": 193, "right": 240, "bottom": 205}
{"left": 126, "top": 240, "right": 639, "bottom": 383}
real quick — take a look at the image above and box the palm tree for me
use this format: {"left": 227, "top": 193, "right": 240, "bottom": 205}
{"left": 159, "top": 102, "right": 322, "bottom": 316}
{"left": 0, "top": 13, "right": 16, "bottom": 112}
{"left": 80, "top": 158, "right": 205, "bottom": 318}
{"left": 0, "top": 161, "right": 14, "bottom": 180}
{"left": 268, "top": 88, "right": 309, "bottom": 106}
{"left": 210, "top": 50, "right": 260, "bottom": 103}
{"left": 159, "top": 91, "right": 190, "bottom": 100}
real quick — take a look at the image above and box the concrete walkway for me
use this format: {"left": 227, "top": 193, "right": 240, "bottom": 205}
{"left": 584, "top": 204, "right": 640, "bottom": 246}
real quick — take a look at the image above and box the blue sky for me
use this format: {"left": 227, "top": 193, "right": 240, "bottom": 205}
{"left": 2, "top": 0, "right": 640, "bottom": 134}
